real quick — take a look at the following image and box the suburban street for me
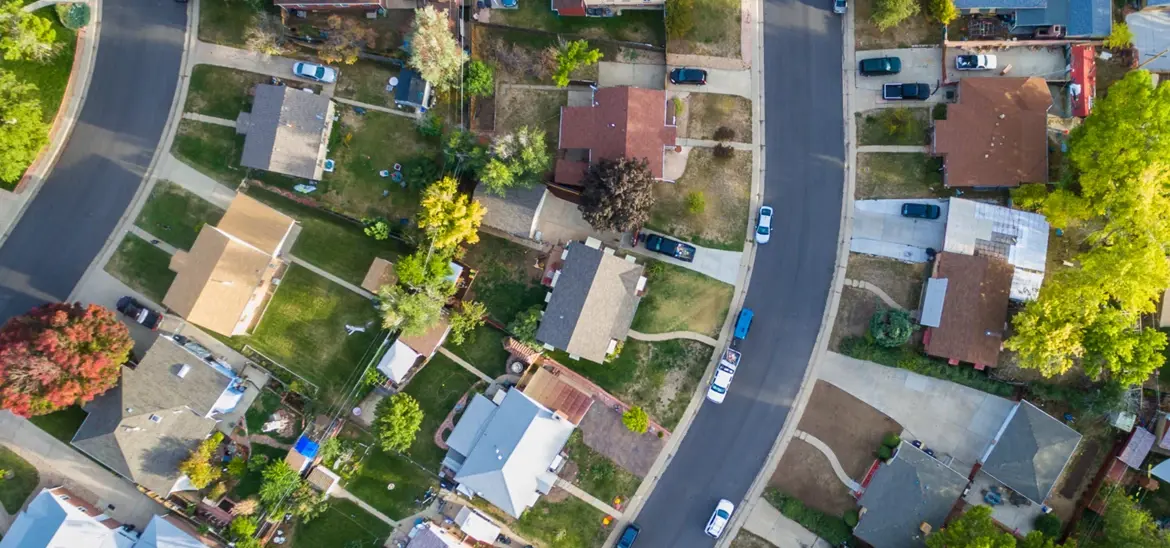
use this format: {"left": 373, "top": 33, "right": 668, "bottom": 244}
{"left": 0, "top": 0, "right": 186, "bottom": 322}
{"left": 632, "top": 0, "right": 845, "bottom": 544}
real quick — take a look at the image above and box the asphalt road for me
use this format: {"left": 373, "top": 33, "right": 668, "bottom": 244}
{"left": 632, "top": 0, "right": 845, "bottom": 545}
{"left": 0, "top": 0, "right": 186, "bottom": 322}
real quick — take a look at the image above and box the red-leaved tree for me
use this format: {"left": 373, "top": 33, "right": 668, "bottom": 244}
{"left": 0, "top": 302, "right": 132, "bottom": 417}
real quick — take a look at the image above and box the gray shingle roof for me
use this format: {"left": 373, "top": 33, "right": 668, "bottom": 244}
{"left": 477, "top": 185, "right": 548, "bottom": 239}
{"left": 854, "top": 442, "right": 969, "bottom": 548}
{"left": 980, "top": 400, "right": 1081, "bottom": 503}
{"left": 236, "top": 84, "right": 334, "bottom": 180}
{"left": 395, "top": 69, "right": 431, "bottom": 108}
{"left": 1067, "top": 0, "right": 1112, "bottom": 36}
{"left": 72, "top": 336, "right": 240, "bottom": 496}
{"left": 535, "top": 242, "right": 644, "bottom": 362}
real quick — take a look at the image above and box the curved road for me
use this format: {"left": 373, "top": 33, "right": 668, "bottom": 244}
{"left": 0, "top": 0, "right": 187, "bottom": 322}
{"left": 633, "top": 0, "right": 845, "bottom": 545}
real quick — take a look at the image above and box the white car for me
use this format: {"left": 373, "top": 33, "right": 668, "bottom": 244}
{"left": 755, "top": 205, "right": 773, "bottom": 244}
{"left": 705, "top": 499, "right": 735, "bottom": 538}
{"left": 293, "top": 62, "right": 337, "bottom": 83}
{"left": 706, "top": 349, "right": 741, "bottom": 404}
{"left": 955, "top": 54, "right": 997, "bottom": 71}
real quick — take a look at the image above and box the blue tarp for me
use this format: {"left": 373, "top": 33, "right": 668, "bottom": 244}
{"left": 294, "top": 435, "right": 319, "bottom": 458}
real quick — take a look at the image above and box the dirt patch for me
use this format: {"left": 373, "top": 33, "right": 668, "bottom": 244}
{"left": 579, "top": 405, "right": 666, "bottom": 478}
{"left": 666, "top": 0, "right": 741, "bottom": 57}
{"left": 797, "top": 381, "right": 902, "bottom": 478}
{"left": 829, "top": 286, "right": 883, "bottom": 351}
{"left": 471, "top": 95, "right": 496, "bottom": 132}
{"left": 646, "top": 148, "right": 751, "bottom": 250}
{"left": 1059, "top": 439, "right": 1100, "bottom": 499}
{"left": 543, "top": 485, "right": 573, "bottom": 503}
{"left": 769, "top": 439, "right": 857, "bottom": 515}
{"left": 684, "top": 93, "right": 752, "bottom": 142}
{"left": 731, "top": 530, "right": 776, "bottom": 548}
{"left": 853, "top": 0, "right": 943, "bottom": 50}
{"left": 856, "top": 152, "right": 945, "bottom": 200}
{"left": 845, "top": 253, "right": 928, "bottom": 308}
{"left": 494, "top": 86, "right": 567, "bottom": 147}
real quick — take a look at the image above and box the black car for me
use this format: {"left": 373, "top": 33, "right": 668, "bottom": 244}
{"left": 859, "top": 56, "right": 902, "bottom": 76}
{"left": 882, "top": 82, "right": 931, "bottom": 101}
{"left": 116, "top": 296, "right": 163, "bottom": 330}
{"left": 901, "top": 203, "right": 942, "bottom": 219}
{"left": 616, "top": 523, "right": 640, "bottom": 548}
{"left": 644, "top": 234, "right": 696, "bottom": 262}
{"left": 669, "top": 68, "right": 707, "bottom": 85}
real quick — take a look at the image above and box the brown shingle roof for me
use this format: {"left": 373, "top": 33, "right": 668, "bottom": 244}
{"left": 520, "top": 366, "right": 594, "bottom": 425}
{"left": 399, "top": 314, "right": 451, "bottom": 359}
{"left": 924, "top": 252, "right": 1014, "bottom": 366}
{"left": 217, "top": 194, "right": 296, "bottom": 255}
{"left": 555, "top": 87, "right": 677, "bottom": 185}
{"left": 361, "top": 258, "right": 396, "bottom": 294}
{"left": 933, "top": 77, "right": 1052, "bottom": 188}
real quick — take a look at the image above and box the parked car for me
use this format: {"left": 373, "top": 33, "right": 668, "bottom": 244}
{"left": 669, "top": 67, "right": 708, "bottom": 85}
{"left": 882, "top": 83, "right": 931, "bottom": 101}
{"left": 293, "top": 62, "right": 337, "bottom": 83}
{"left": 616, "top": 523, "right": 640, "bottom": 548}
{"left": 644, "top": 234, "right": 696, "bottom": 262}
{"left": 901, "top": 202, "right": 942, "bottom": 219}
{"left": 733, "top": 308, "right": 754, "bottom": 341}
{"left": 706, "top": 349, "right": 742, "bottom": 404}
{"left": 859, "top": 56, "right": 902, "bottom": 76}
{"left": 116, "top": 296, "right": 163, "bottom": 330}
{"left": 705, "top": 499, "right": 735, "bottom": 538}
{"left": 755, "top": 206, "right": 773, "bottom": 244}
{"left": 956, "top": 54, "right": 997, "bottom": 71}
{"left": 833, "top": 0, "right": 847, "bottom": 13}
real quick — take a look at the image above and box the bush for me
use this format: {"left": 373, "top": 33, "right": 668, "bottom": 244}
{"left": 1034, "top": 513, "right": 1062, "bottom": 538}
{"left": 1104, "top": 23, "right": 1134, "bottom": 49}
{"left": 869, "top": 308, "right": 915, "bottom": 347}
{"left": 713, "top": 127, "right": 735, "bottom": 141}
{"left": 55, "top": 3, "right": 90, "bottom": 30}
{"left": 838, "top": 337, "right": 1015, "bottom": 397}
{"left": 686, "top": 191, "right": 706, "bottom": 214}
{"left": 932, "top": 103, "right": 947, "bottom": 121}
{"left": 622, "top": 406, "right": 650, "bottom": 434}
{"left": 881, "top": 432, "right": 901, "bottom": 448}
{"left": 362, "top": 217, "right": 390, "bottom": 240}
{"left": 844, "top": 508, "right": 860, "bottom": 528}
{"left": 672, "top": 96, "right": 685, "bottom": 117}
{"left": 464, "top": 60, "right": 495, "bottom": 97}
{"left": 927, "top": 0, "right": 958, "bottom": 24}
{"left": 665, "top": 0, "right": 695, "bottom": 40}
{"left": 763, "top": 489, "right": 854, "bottom": 545}
{"left": 871, "top": 0, "right": 920, "bottom": 32}
{"left": 713, "top": 144, "right": 734, "bottom": 158}
{"left": 417, "top": 112, "right": 444, "bottom": 138}
{"left": 876, "top": 444, "right": 893, "bottom": 460}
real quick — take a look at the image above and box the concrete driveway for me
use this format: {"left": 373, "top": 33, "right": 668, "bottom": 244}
{"left": 598, "top": 61, "right": 665, "bottom": 89}
{"left": 853, "top": 48, "right": 945, "bottom": 110}
{"left": 622, "top": 229, "right": 742, "bottom": 285}
{"left": 819, "top": 352, "right": 1015, "bottom": 473}
{"left": 943, "top": 46, "right": 1069, "bottom": 83}
{"left": 850, "top": 199, "right": 947, "bottom": 263}
{"left": 666, "top": 66, "right": 752, "bottom": 99}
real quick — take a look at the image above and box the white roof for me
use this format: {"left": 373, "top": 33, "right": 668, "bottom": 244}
{"left": 943, "top": 198, "right": 1049, "bottom": 301}
{"left": 377, "top": 339, "right": 420, "bottom": 383}
{"left": 920, "top": 278, "right": 948, "bottom": 327}
{"left": 0, "top": 489, "right": 124, "bottom": 548}
{"left": 134, "top": 515, "right": 206, "bottom": 548}
{"left": 455, "top": 507, "right": 502, "bottom": 543}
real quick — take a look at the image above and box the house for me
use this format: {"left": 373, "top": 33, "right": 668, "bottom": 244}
{"left": 555, "top": 86, "right": 677, "bottom": 187}
{"left": 442, "top": 389, "right": 575, "bottom": 518}
{"left": 275, "top": 0, "right": 417, "bottom": 11}
{"left": 0, "top": 487, "right": 213, "bottom": 548}
{"left": 953, "top": 0, "right": 1111, "bottom": 38}
{"left": 477, "top": 184, "right": 550, "bottom": 242}
{"left": 518, "top": 365, "right": 595, "bottom": 425}
{"left": 854, "top": 442, "right": 969, "bottom": 548}
{"left": 1128, "top": 8, "right": 1170, "bottom": 73}
{"left": 942, "top": 198, "right": 1050, "bottom": 301}
{"left": 934, "top": 78, "right": 1052, "bottom": 189}
{"left": 552, "top": 0, "right": 663, "bottom": 17}
{"left": 163, "top": 193, "right": 297, "bottom": 337}
{"left": 72, "top": 335, "right": 247, "bottom": 497}
{"left": 395, "top": 69, "right": 433, "bottom": 111}
{"left": 236, "top": 84, "right": 335, "bottom": 180}
{"left": 375, "top": 315, "right": 452, "bottom": 385}
{"left": 535, "top": 238, "right": 646, "bottom": 363}
{"left": 921, "top": 252, "right": 1014, "bottom": 369}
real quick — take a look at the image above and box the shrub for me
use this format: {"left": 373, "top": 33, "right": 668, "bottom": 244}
{"left": 927, "top": 0, "right": 958, "bottom": 24}
{"left": 464, "top": 60, "right": 495, "bottom": 97}
{"left": 1104, "top": 23, "right": 1134, "bottom": 49}
{"left": 686, "top": 191, "right": 706, "bottom": 214}
{"left": 1034, "top": 513, "right": 1062, "bottom": 538}
{"left": 227, "top": 457, "right": 247, "bottom": 479}
{"left": 55, "top": 3, "right": 90, "bottom": 30}
{"left": 763, "top": 489, "right": 853, "bottom": 545}
{"left": 363, "top": 217, "right": 390, "bottom": 240}
{"left": 932, "top": 103, "right": 947, "bottom": 121}
{"left": 665, "top": 0, "right": 695, "bottom": 40}
{"left": 622, "top": 406, "right": 650, "bottom": 434}
{"left": 713, "top": 127, "right": 735, "bottom": 141}
{"left": 713, "top": 144, "right": 734, "bottom": 158}
{"left": 871, "top": 0, "right": 920, "bottom": 32}
{"left": 207, "top": 482, "right": 227, "bottom": 501}
{"left": 876, "top": 444, "right": 893, "bottom": 460}
{"left": 869, "top": 308, "right": 915, "bottom": 347}
{"left": 672, "top": 96, "right": 685, "bottom": 117}
{"left": 417, "top": 112, "right": 444, "bottom": 138}
{"left": 882, "top": 432, "right": 901, "bottom": 448}
{"left": 844, "top": 508, "right": 860, "bottom": 528}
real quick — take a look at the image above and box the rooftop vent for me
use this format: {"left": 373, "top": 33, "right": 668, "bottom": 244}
{"left": 149, "top": 415, "right": 162, "bottom": 424}
{"left": 177, "top": 364, "right": 192, "bottom": 378}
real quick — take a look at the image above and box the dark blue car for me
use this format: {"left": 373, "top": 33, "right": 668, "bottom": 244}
{"left": 616, "top": 523, "right": 640, "bottom": 548}
{"left": 669, "top": 68, "right": 708, "bottom": 85}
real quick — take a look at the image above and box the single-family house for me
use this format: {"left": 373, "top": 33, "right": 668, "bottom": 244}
{"left": 934, "top": 78, "right": 1052, "bottom": 189}
{"left": 236, "top": 84, "right": 335, "bottom": 180}
{"left": 72, "top": 335, "right": 247, "bottom": 497}
{"left": 275, "top": 0, "right": 417, "bottom": 11}
{"left": 477, "top": 184, "right": 550, "bottom": 242}
{"left": 535, "top": 238, "right": 646, "bottom": 363}
{"left": 942, "top": 198, "right": 1050, "bottom": 302}
{"left": 395, "top": 69, "right": 433, "bottom": 111}
{"left": 442, "top": 389, "right": 575, "bottom": 518}
{"left": 854, "top": 442, "right": 969, "bottom": 548}
{"left": 163, "top": 193, "right": 297, "bottom": 337}
{"left": 953, "top": 0, "right": 1111, "bottom": 38}
{"left": 555, "top": 86, "right": 677, "bottom": 187}
{"left": 518, "top": 365, "right": 595, "bottom": 425}
{"left": 375, "top": 315, "right": 453, "bottom": 385}
{"left": 921, "top": 252, "right": 1014, "bottom": 369}
{"left": 552, "top": 0, "right": 663, "bottom": 17}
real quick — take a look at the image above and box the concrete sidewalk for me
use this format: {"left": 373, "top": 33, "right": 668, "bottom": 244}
{"left": 742, "top": 499, "right": 833, "bottom": 548}
{"left": 155, "top": 152, "right": 236, "bottom": 208}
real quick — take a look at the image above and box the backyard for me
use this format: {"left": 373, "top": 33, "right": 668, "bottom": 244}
{"left": 171, "top": 120, "right": 248, "bottom": 189}
{"left": 562, "top": 430, "right": 640, "bottom": 505}
{"left": 244, "top": 389, "right": 301, "bottom": 444}
{"left": 134, "top": 181, "right": 225, "bottom": 250}
{"left": 632, "top": 259, "right": 733, "bottom": 337}
{"left": 494, "top": 86, "right": 567, "bottom": 145}
{"left": 489, "top": 1, "right": 665, "bottom": 46}
{"left": 472, "top": 26, "right": 610, "bottom": 85}
{"left": 853, "top": 0, "right": 942, "bottom": 50}
{"left": 344, "top": 448, "right": 439, "bottom": 520}
{"left": 856, "top": 108, "right": 931, "bottom": 146}
{"left": 333, "top": 60, "right": 402, "bottom": 109}
{"left": 0, "top": 446, "right": 40, "bottom": 513}
{"left": 290, "top": 499, "right": 392, "bottom": 548}
{"left": 230, "top": 443, "right": 289, "bottom": 499}
{"left": 855, "top": 152, "right": 945, "bottom": 199}
{"left": 647, "top": 148, "right": 751, "bottom": 250}
{"left": 682, "top": 93, "right": 752, "bottom": 142}
{"left": 462, "top": 233, "right": 547, "bottom": 323}
{"left": 665, "top": 0, "right": 741, "bottom": 57}
{"left": 28, "top": 406, "right": 87, "bottom": 443}
{"left": 446, "top": 324, "right": 510, "bottom": 379}
{"left": 104, "top": 233, "right": 176, "bottom": 302}
{"left": 401, "top": 353, "right": 481, "bottom": 469}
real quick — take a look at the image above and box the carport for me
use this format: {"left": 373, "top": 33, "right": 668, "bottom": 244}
{"left": 850, "top": 199, "right": 947, "bottom": 263}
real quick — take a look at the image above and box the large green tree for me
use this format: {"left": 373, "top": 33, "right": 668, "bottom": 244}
{"left": 1078, "top": 490, "right": 1170, "bottom": 548}
{"left": 0, "top": 1, "right": 57, "bottom": 61}
{"left": 377, "top": 284, "right": 446, "bottom": 336}
{"left": 0, "top": 70, "right": 49, "bottom": 184}
{"left": 178, "top": 433, "right": 225, "bottom": 490}
{"left": 259, "top": 461, "right": 302, "bottom": 506}
{"left": 374, "top": 393, "right": 424, "bottom": 453}
{"left": 418, "top": 176, "right": 485, "bottom": 250}
{"left": 578, "top": 157, "right": 656, "bottom": 232}
{"left": 480, "top": 126, "right": 552, "bottom": 196}
{"left": 553, "top": 39, "right": 602, "bottom": 88}
{"left": 408, "top": 6, "right": 464, "bottom": 90}
{"left": 926, "top": 505, "right": 1016, "bottom": 548}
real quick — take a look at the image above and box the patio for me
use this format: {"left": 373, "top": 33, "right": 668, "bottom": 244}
{"left": 963, "top": 472, "right": 1045, "bottom": 536}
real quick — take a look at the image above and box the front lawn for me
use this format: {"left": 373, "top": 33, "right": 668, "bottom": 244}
{"left": 856, "top": 108, "right": 931, "bottom": 146}
{"left": 447, "top": 325, "right": 510, "bottom": 380}
{"left": 401, "top": 354, "right": 480, "bottom": 469}
{"left": 29, "top": 406, "right": 87, "bottom": 443}
{"left": 344, "top": 449, "right": 439, "bottom": 520}
{"left": 220, "top": 265, "right": 382, "bottom": 405}
{"left": 646, "top": 148, "right": 751, "bottom": 250}
{"left": 104, "top": 233, "right": 176, "bottom": 302}
{"left": 513, "top": 497, "right": 612, "bottom": 548}
{"left": 462, "top": 233, "right": 547, "bottom": 323}
{"left": 199, "top": 0, "right": 267, "bottom": 48}
{"left": 683, "top": 93, "right": 752, "bottom": 142}
{"left": 632, "top": 259, "right": 733, "bottom": 337}
{"left": 855, "top": 152, "right": 944, "bottom": 199}
{"left": 231, "top": 443, "right": 289, "bottom": 499}
{"left": 0, "top": 446, "right": 39, "bottom": 513}
{"left": 491, "top": 1, "right": 664, "bottom": 46}
{"left": 290, "top": 499, "right": 392, "bottom": 548}
{"left": 333, "top": 59, "right": 402, "bottom": 109}
{"left": 134, "top": 181, "right": 225, "bottom": 250}
{"left": 853, "top": 0, "right": 942, "bottom": 50}
{"left": 171, "top": 120, "right": 247, "bottom": 189}
{"left": 666, "top": 0, "right": 741, "bottom": 57}
{"left": 563, "top": 431, "right": 640, "bottom": 505}
{"left": 185, "top": 65, "right": 290, "bottom": 120}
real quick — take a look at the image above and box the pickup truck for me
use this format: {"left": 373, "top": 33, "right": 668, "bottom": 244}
{"left": 644, "top": 234, "right": 696, "bottom": 262}
{"left": 882, "top": 83, "right": 930, "bottom": 101}
{"left": 956, "top": 54, "right": 997, "bottom": 71}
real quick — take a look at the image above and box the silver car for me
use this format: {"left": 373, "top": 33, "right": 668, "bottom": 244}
{"left": 293, "top": 62, "right": 337, "bottom": 83}
{"left": 833, "top": 0, "right": 847, "bottom": 14}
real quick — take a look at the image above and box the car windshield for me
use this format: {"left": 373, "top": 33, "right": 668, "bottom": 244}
{"left": 314, "top": 66, "right": 326, "bottom": 78}
{"left": 756, "top": 226, "right": 769, "bottom": 235}
{"left": 711, "top": 385, "right": 727, "bottom": 394}
{"left": 716, "top": 510, "right": 730, "bottom": 519}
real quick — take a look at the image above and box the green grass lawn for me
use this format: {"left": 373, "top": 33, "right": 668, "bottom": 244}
{"left": 134, "top": 181, "right": 225, "bottom": 250}
{"left": 563, "top": 431, "right": 640, "bottom": 505}
{"left": 647, "top": 148, "right": 751, "bottom": 251}
{"left": 492, "top": 0, "right": 664, "bottom": 45}
{"left": 291, "top": 499, "right": 392, "bottom": 548}
{"left": 684, "top": 93, "right": 752, "bottom": 142}
{"left": 344, "top": 449, "right": 439, "bottom": 520}
{"left": 333, "top": 60, "right": 401, "bottom": 109}
{"left": 171, "top": 120, "right": 247, "bottom": 189}
{"left": 244, "top": 390, "right": 299, "bottom": 444}
{"left": 632, "top": 259, "right": 732, "bottom": 337}
{"left": 666, "top": 0, "right": 741, "bottom": 57}
{"left": 199, "top": 0, "right": 264, "bottom": 48}
{"left": 513, "top": 497, "right": 612, "bottom": 548}
{"left": 104, "top": 233, "right": 176, "bottom": 302}
{"left": 855, "top": 152, "right": 945, "bottom": 200}
{"left": 230, "top": 443, "right": 289, "bottom": 499}
{"left": 446, "top": 325, "right": 509, "bottom": 379}
{"left": 28, "top": 406, "right": 87, "bottom": 443}
{"left": 462, "top": 233, "right": 547, "bottom": 323}
{"left": 401, "top": 354, "right": 480, "bottom": 468}
{"left": 0, "top": 446, "right": 39, "bottom": 513}
{"left": 184, "top": 65, "right": 274, "bottom": 119}
{"left": 856, "top": 108, "right": 931, "bottom": 146}
{"left": 219, "top": 265, "right": 382, "bottom": 405}
{"left": 244, "top": 188, "right": 412, "bottom": 286}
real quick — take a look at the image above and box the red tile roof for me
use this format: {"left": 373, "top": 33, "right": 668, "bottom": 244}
{"left": 521, "top": 366, "right": 594, "bottom": 425}
{"left": 555, "top": 87, "right": 677, "bottom": 185}
{"left": 552, "top": 0, "right": 587, "bottom": 16}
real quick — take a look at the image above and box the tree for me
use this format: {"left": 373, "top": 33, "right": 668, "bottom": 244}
{"left": 622, "top": 406, "right": 649, "bottom": 434}
{"left": 1020, "top": 532, "right": 1065, "bottom": 548}
{"left": 926, "top": 505, "right": 1016, "bottom": 548}
{"left": 375, "top": 393, "right": 424, "bottom": 453}
{"left": 0, "top": 2, "right": 58, "bottom": 61}
{"left": 465, "top": 59, "right": 494, "bottom": 97}
{"left": 408, "top": 6, "right": 464, "bottom": 90}
{"left": 286, "top": 482, "right": 329, "bottom": 521}
{"left": 393, "top": 250, "right": 454, "bottom": 292}
{"left": 1104, "top": 22, "right": 1134, "bottom": 50}
{"left": 665, "top": 0, "right": 695, "bottom": 40}
{"left": 259, "top": 461, "right": 302, "bottom": 506}
{"left": 578, "top": 157, "right": 656, "bottom": 232}
{"left": 178, "top": 433, "right": 224, "bottom": 490}
{"left": 229, "top": 516, "right": 258, "bottom": 540}
{"left": 1033, "top": 513, "right": 1062, "bottom": 538}
{"left": 869, "top": 308, "right": 914, "bottom": 347}
{"left": 871, "top": 0, "right": 920, "bottom": 32}
{"left": 227, "top": 457, "right": 247, "bottom": 478}
{"left": 927, "top": 0, "right": 958, "bottom": 25}
{"left": 0, "top": 302, "right": 132, "bottom": 417}
{"left": 482, "top": 126, "right": 552, "bottom": 196}
{"left": 553, "top": 39, "right": 602, "bottom": 88}
{"left": 480, "top": 159, "right": 514, "bottom": 196}
{"left": 235, "top": 539, "right": 262, "bottom": 548}
{"left": 443, "top": 130, "right": 488, "bottom": 177}
{"left": 245, "top": 12, "right": 285, "bottom": 56}
{"left": 1079, "top": 491, "right": 1170, "bottom": 548}
{"left": 508, "top": 305, "right": 543, "bottom": 349}
{"left": 418, "top": 177, "right": 485, "bottom": 250}
{"left": 207, "top": 482, "right": 227, "bottom": 501}
{"left": 232, "top": 498, "right": 259, "bottom": 516}
{"left": 448, "top": 301, "right": 487, "bottom": 346}
{"left": 319, "top": 14, "right": 377, "bottom": 65}
{"left": 0, "top": 70, "right": 49, "bottom": 184}
{"left": 378, "top": 284, "right": 446, "bottom": 336}
{"left": 54, "top": 3, "right": 89, "bottom": 30}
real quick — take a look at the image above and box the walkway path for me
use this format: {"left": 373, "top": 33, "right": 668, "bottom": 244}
{"left": 332, "top": 97, "right": 417, "bottom": 119}
{"left": 620, "top": 228, "right": 742, "bottom": 285}
{"left": 742, "top": 498, "right": 834, "bottom": 548}
{"left": 675, "top": 138, "right": 753, "bottom": 150}
{"left": 844, "top": 278, "right": 905, "bottom": 310}
{"left": 155, "top": 153, "right": 237, "bottom": 209}
{"left": 289, "top": 255, "right": 375, "bottom": 299}
{"left": 248, "top": 434, "right": 292, "bottom": 450}
{"left": 129, "top": 226, "right": 179, "bottom": 255}
{"left": 332, "top": 486, "right": 397, "bottom": 526}
{"left": 856, "top": 145, "right": 931, "bottom": 153}
{"left": 795, "top": 430, "right": 861, "bottom": 492}
{"left": 192, "top": 42, "right": 337, "bottom": 98}
{"left": 21, "top": 0, "right": 69, "bottom": 12}
{"left": 182, "top": 112, "right": 236, "bottom": 127}
{"left": 628, "top": 329, "right": 718, "bottom": 347}
{"left": 554, "top": 478, "right": 624, "bottom": 518}
{"left": 437, "top": 347, "right": 494, "bottom": 384}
